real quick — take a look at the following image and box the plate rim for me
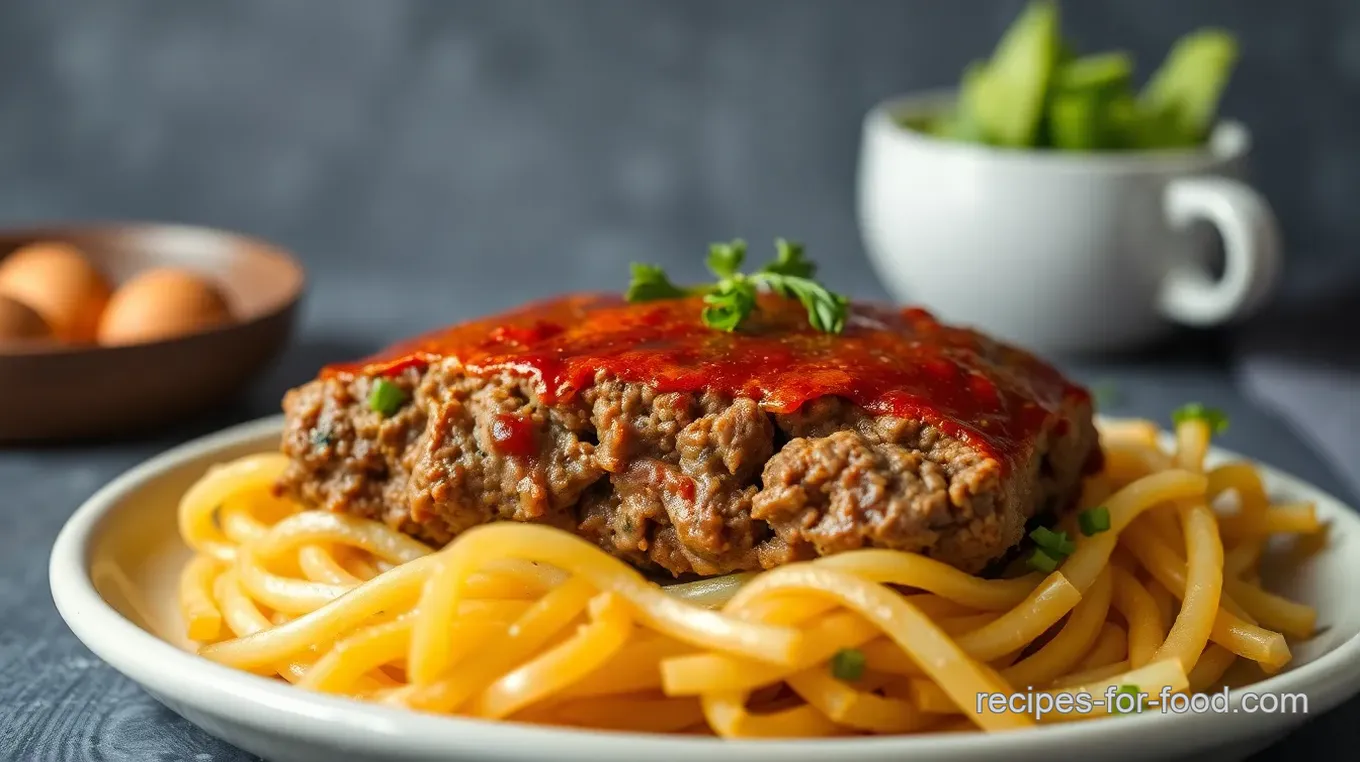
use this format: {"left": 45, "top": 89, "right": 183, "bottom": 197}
{"left": 48, "top": 415, "right": 1360, "bottom": 761}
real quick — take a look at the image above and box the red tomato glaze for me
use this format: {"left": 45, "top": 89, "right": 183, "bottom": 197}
{"left": 323, "top": 293, "right": 1090, "bottom": 471}
{"left": 490, "top": 414, "right": 538, "bottom": 458}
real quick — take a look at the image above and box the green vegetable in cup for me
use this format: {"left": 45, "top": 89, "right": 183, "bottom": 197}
{"left": 922, "top": 0, "right": 1238, "bottom": 152}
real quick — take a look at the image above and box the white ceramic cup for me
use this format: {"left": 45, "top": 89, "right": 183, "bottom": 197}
{"left": 856, "top": 90, "right": 1282, "bottom": 355}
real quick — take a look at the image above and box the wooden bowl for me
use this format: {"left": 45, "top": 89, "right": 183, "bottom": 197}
{"left": 0, "top": 223, "right": 304, "bottom": 442}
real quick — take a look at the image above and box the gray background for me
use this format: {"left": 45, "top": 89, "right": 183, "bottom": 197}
{"left": 1, "top": 1, "right": 1358, "bottom": 760}
{"left": 2, "top": 0, "right": 1357, "bottom": 341}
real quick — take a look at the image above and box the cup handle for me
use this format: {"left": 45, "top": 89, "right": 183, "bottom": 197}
{"left": 1157, "top": 176, "right": 1282, "bottom": 326}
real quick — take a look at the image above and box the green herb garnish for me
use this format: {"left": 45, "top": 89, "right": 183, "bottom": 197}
{"left": 1029, "top": 526, "right": 1076, "bottom": 557}
{"left": 624, "top": 263, "right": 692, "bottom": 303}
{"left": 829, "top": 648, "right": 867, "bottom": 681}
{"left": 1078, "top": 506, "right": 1111, "bottom": 536}
{"left": 1026, "top": 548, "right": 1060, "bottom": 573}
{"left": 368, "top": 379, "right": 409, "bottom": 417}
{"left": 1171, "top": 403, "right": 1229, "bottom": 434}
{"left": 1111, "top": 683, "right": 1142, "bottom": 714}
{"left": 626, "top": 238, "right": 849, "bottom": 334}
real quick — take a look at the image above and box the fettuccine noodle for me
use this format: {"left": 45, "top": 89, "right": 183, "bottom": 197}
{"left": 177, "top": 416, "right": 1323, "bottom": 737}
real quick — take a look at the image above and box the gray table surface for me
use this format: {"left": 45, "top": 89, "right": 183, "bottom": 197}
{"left": 3, "top": 326, "right": 1358, "bottom": 762}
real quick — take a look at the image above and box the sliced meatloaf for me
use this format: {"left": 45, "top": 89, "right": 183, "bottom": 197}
{"left": 277, "top": 293, "right": 1099, "bottom": 577}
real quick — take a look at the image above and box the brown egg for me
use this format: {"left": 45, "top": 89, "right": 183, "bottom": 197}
{"left": 97, "top": 267, "right": 234, "bottom": 345}
{"left": 0, "top": 293, "right": 55, "bottom": 350}
{"left": 0, "top": 242, "right": 112, "bottom": 342}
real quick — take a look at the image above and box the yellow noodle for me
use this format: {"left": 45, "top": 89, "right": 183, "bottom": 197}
{"left": 1110, "top": 566, "right": 1165, "bottom": 668}
{"left": 1096, "top": 418, "right": 1162, "bottom": 447}
{"left": 811, "top": 550, "right": 1042, "bottom": 610}
{"left": 1002, "top": 567, "right": 1113, "bottom": 689}
{"left": 472, "top": 592, "right": 634, "bottom": 719}
{"left": 1174, "top": 418, "right": 1211, "bottom": 472}
{"left": 857, "top": 638, "right": 924, "bottom": 677}
{"left": 784, "top": 666, "right": 933, "bottom": 733}
{"left": 701, "top": 694, "right": 847, "bottom": 739}
{"left": 399, "top": 576, "right": 598, "bottom": 712}
{"left": 1221, "top": 503, "right": 1322, "bottom": 538}
{"left": 178, "top": 429, "right": 1309, "bottom": 740}
{"left": 1037, "top": 659, "right": 1188, "bottom": 722}
{"left": 200, "top": 554, "right": 439, "bottom": 669}
{"left": 1121, "top": 522, "right": 1289, "bottom": 668}
{"left": 1148, "top": 500, "right": 1224, "bottom": 673}
{"left": 950, "top": 573, "right": 1081, "bottom": 662}
{"left": 660, "top": 611, "right": 878, "bottom": 696}
{"left": 561, "top": 634, "right": 694, "bottom": 698}
{"left": 1223, "top": 542, "right": 1263, "bottom": 579}
{"left": 298, "top": 545, "right": 363, "bottom": 586}
{"left": 1076, "top": 623, "right": 1127, "bottom": 671}
{"left": 178, "top": 453, "right": 291, "bottom": 563}
{"left": 1050, "top": 660, "right": 1130, "bottom": 689}
{"left": 407, "top": 523, "right": 804, "bottom": 686}
{"left": 1223, "top": 578, "right": 1316, "bottom": 639}
{"left": 1145, "top": 576, "right": 1179, "bottom": 628}
{"left": 178, "top": 554, "right": 223, "bottom": 642}
{"left": 719, "top": 564, "right": 1033, "bottom": 731}
{"left": 1188, "top": 645, "right": 1240, "bottom": 693}
{"left": 1057, "top": 469, "right": 1209, "bottom": 592}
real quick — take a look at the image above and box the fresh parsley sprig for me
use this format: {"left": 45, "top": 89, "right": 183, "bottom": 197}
{"left": 624, "top": 263, "right": 695, "bottom": 302}
{"left": 626, "top": 238, "right": 849, "bottom": 334}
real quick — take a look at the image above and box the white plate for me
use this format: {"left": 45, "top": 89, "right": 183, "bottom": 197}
{"left": 50, "top": 415, "right": 1360, "bottom": 762}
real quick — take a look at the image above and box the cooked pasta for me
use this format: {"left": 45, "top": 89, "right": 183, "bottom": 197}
{"left": 177, "top": 414, "right": 1324, "bottom": 737}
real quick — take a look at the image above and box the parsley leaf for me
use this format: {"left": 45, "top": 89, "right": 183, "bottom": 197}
{"left": 706, "top": 239, "right": 746, "bottom": 279}
{"left": 625, "top": 238, "right": 849, "bottom": 334}
{"left": 761, "top": 238, "right": 816, "bottom": 279}
{"left": 701, "top": 278, "right": 759, "bottom": 332}
{"left": 755, "top": 272, "right": 849, "bottom": 334}
{"left": 625, "top": 263, "right": 691, "bottom": 302}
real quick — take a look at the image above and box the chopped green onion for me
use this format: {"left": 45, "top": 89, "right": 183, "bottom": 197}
{"left": 1029, "top": 526, "right": 1076, "bottom": 557}
{"left": 1111, "top": 683, "right": 1142, "bottom": 714}
{"left": 1026, "top": 548, "right": 1059, "bottom": 573}
{"left": 1171, "top": 402, "right": 1229, "bottom": 434}
{"left": 1079, "top": 506, "right": 1111, "bottom": 536}
{"left": 1029, "top": 525, "right": 1061, "bottom": 548}
{"left": 368, "top": 379, "right": 409, "bottom": 417}
{"left": 830, "top": 648, "right": 867, "bottom": 681}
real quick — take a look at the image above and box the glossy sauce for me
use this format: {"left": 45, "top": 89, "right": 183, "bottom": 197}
{"left": 324, "top": 293, "right": 1090, "bottom": 470}
{"left": 490, "top": 414, "right": 538, "bottom": 458}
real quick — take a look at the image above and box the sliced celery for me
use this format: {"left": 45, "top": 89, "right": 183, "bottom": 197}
{"left": 1140, "top": 29, "right": 1239, "bottom": 146}
{"left": 1049, "top": 91, "right": 1103, "bottom": 150}
{"left": 1055, "top": 52, "right": 1134, "bottom": 93}
{"left": 972, "top": 0, "right": 1061, "bottom": 147}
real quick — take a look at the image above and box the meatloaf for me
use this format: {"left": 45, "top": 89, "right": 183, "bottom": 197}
{"left": 277, "top": 293, "right": 1100, "bottom": 577}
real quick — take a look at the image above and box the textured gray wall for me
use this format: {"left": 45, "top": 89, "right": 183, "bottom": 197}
{"left": 3, "top": 5, "right": 1359, "bottom": 760}
{"left": 0, "top": 0, "right": 1354, "bottom": 344}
